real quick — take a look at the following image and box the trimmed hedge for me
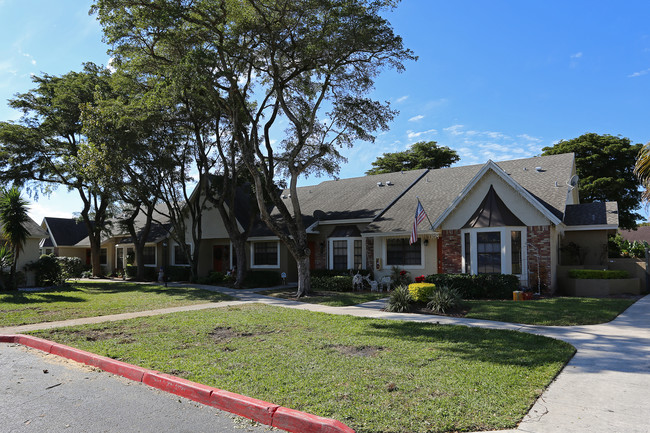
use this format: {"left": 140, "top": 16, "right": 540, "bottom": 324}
{"left": 244, "top": 270, "right": 281, "bottom": 288}
{"left": 197, "top": 271, "right": 233, "bottom": 286}
{"left": 568, "top": 269, "right": 629, "bottom": 279}
{"left": 424, "top": 273, "right": 519, "bottom": 300}
{"left": 125, "top": 265, "right": 157, "bottom": 281}
{"left": 310, "top": 269, "right": 372, "bottom": 278}
{"left": 408, "top": 283, "right": 436, "bottom": 303}
{"left": 312, "top": 275, "right": 354, "bottom": 292}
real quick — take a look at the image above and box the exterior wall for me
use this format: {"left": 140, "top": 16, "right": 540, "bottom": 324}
{"left": 367, "top": 235, "right": 438, "bottom": 281}
{"left": 527, "top": 225, "right": 552, "bottom": 293}
{"left": 441, "top": 230, "right": 462, "bottom": 274}
{"left": 18, "top": 237, "right": 45, "bottom": 286}
{"left": 442, "top": 170, "right": 550, "bottom": 230}
{"left": 561, "top": 230, "right": 609, "bottom": 266}
{"left": 53, "top": 247, "right": 87, "bottom": 262}
{"left": 196, "top": 239, "right": 231, "bottom": 277}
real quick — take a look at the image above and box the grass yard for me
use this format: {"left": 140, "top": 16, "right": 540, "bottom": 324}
{"left": 0, "top": 282, "right": 234, "bottom": 327}
{"left": 32, "top": 304, "right": 575, "bottom": 433}
{"left": 464, "top": 297, "right": 638, "bottom": 326}
{"left": 260, "top": 288, "right": 388, "bottom": 306}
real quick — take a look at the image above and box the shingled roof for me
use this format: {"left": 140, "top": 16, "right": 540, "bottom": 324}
{"left": 41, "top": 217, "right": 91, "bottom": 247}
{"left": 564, "top": 202, "right": 619, "bottom": 227}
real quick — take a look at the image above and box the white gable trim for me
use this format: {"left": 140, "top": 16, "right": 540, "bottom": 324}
{"left": 43, "top": 218, "right": 58, "bottom": 248}
{"left": 432, "top": 160, "right": 563, "bottom": 228}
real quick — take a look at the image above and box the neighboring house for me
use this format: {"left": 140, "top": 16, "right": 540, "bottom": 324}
{"left": 248, "top": 153, "right": 618, "bottom": 293}
{"left": 40, "top": 217, "right": 96, "bottom": 265}
{"left": 3, "top": 217, "right": 48, "bottom": 286}
{"left": 619, "top": 226, "right": 650, "bottom": 244}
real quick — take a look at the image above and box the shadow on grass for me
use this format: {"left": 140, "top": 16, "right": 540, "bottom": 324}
{"left": 363, "top": 320, "right": 575, "bottom": 368}
{"left": 0, "top": 289, "right": 86, "bottom": 305}
{"left": 71, "top": 282, "right": 230, "bottom": 302}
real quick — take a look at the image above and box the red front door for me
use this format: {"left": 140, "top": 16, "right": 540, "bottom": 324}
{"left": 213, "top": 245, "right": 230, "bottom": 272}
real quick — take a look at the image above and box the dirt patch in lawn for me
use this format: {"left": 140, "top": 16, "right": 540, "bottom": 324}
{"left": 328, "top": 344, "right": 384, "bottom": 357}
{"left": 65, "top": 328, "right": 135, "bottom": 344}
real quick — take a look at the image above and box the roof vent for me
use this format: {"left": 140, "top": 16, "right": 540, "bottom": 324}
{"left": 282, "top": 194, "right": 287, "bottom": 199}
{"left": 386, "top": 180, "right": 393, "bottom": 186}
{"left": 535, "top": 166, "right": 543, "bottom": 172}
{"left": 555, "top": 181, "right": 559, "bottom": 187}
{"left": 523, "top": 167, "right": 528, "bottom": 171}
{"left": 377, "top": 182, "right": 384, "bottom": 187}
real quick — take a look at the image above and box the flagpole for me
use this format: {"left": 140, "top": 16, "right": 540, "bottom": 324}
{"left": 416, "top": 196, "right": 435, "bottom": 231}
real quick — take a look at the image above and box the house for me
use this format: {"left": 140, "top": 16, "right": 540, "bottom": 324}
{"left": 247, "top": 153, "right": 618, "bottom": 293}
{"left": 40, "top": 217, "right": 95, "bottom": 263}
{"left": 3, "top": 216, "right": 48, "bottom": 286}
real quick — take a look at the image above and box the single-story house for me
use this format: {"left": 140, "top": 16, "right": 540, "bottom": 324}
{"left": 247, "top": 152, "right": 618, "bottom": 293}
{"left": 4, "top": 216, "right": 48, "bottom": 286}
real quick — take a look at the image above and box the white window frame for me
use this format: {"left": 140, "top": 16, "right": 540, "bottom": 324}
{"left": 250, "top": 241, "right": 280, "bottom": 269}
{"left": 172, "top": 242, "right": 193, "bottom": 267}
{"left": 142, "top": 244, "right": 158, "bottom": 267}
{"left": 382, "top": 237, "right": 425, "bottom": 270}
{"left": 461, "top": 227, "right": 527, "bottom": 278}
{"left": 327, "top": 237, "right": 364, "bottom": 270}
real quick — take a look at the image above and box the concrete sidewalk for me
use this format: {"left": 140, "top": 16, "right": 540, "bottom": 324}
{"left": 3, "top": 283, "right": 649, "bottom": 432}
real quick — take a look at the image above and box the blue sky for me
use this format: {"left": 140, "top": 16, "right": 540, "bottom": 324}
{"left": 1, "top": 0, "right": 649, "bottom": 222}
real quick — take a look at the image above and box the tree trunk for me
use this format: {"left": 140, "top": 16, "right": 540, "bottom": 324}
{"left": 91, "top": 244, "right": 102, "bottom": 277}
{"left": 9, "top": 248, "right": 18, "bottom": 290}
{"left": 295, "top": 255, "right": 311, "bottom": 298}
{"left": 135, "top": 248, "right": 145, "bottom": 281}
{"left": 232, "top": 237, "right": 247, "bottom": 288}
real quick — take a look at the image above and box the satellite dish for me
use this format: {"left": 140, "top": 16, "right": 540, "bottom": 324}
{"left": 568, "top": 175, "right": 579, "bottom": 188}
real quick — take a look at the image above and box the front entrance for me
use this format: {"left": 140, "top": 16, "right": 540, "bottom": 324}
{"left": 213, "top": 245, "right": 230, "bottom": 272}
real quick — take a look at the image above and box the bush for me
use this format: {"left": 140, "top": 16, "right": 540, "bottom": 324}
{"left": 310, "top": 269, "right": 372, "bottom": 278}
{"left": 311, "top": 275, "right": 353, "bottom": 292}
{"left": 424, "top": 273, "right": 519, "bottom": 299}
{"left": 408, "top": 283, "right": 436, "bottom": 303}
{"left": 55, "top": 256, "right": 84, "bottom": 279}
{"left": 427, "top": 286, "right": 462, "bottom": 314}
{"left": 165, "top": 266, "right": 191, "bottom": 282}
{"left": 28, "top": 254, "right": 64, "bottom": 286}
{"left": 568, "top": 269, "right": 629, "bottom": 279}
{"left": 125, "top": 265, "right": 157, "bottom": 281}
{"left": 385, "top": 285, "right": 412, "bottom": 312}
{"left": 608, "top": 233, "right": 648, "bottom": 259}
{"left": 197, "top": 271, "right": 233, "bottom": 286}
{"left": 243, "top": 270, "right": 281, "bottom": 288}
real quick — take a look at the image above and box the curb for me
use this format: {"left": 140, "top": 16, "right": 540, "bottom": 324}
{"left": 1, "top": 334, "right": 354, "bottom": 433}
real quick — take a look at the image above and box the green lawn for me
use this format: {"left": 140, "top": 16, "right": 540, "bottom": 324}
{"left": 32, "top": 304, "right": 575, "bottom": 433}
{"left": 0, "top": 282, "right": 234, "bottom": 327}
{"left": 260, "top": 289, "right": 388, "bottom": 306}
{"left": 464, "top": 297, "right": 638, "bottom": 326}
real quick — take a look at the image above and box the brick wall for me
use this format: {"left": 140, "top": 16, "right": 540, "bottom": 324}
{"left": 313, "top": 240, "right": 327, "bottom": 269}
{"left": 441, "top": 229, "right": 462, "bottom": 274}
{"left": 527, "top": 226, "right": 552, "bottom": 294}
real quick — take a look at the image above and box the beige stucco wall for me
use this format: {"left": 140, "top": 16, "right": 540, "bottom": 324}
{"left": 181, "top": 196, "right": 231, "bottom": 241}
{"left": 561, "top": 230, "right": 609, "bottom": 266}
{"left": 17, "top": 237, "right": 45, "bottom": 286}
{"left": 441, "top": 170, "right": 550, "bottom": 230}
{"left": 54, "top": 247, "right": 87, "bottom": 262}
{"left": 369, "top": 235, "right": 438, "bottom": 282}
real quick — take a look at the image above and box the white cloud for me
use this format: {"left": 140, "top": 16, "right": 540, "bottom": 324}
{"left": 518, "top": 133, "right": 542, "bottom": 143}
{"left": 395, "top": 95, "right": 409, "bottom": 103}
{"left": 406, "top": 129, "right": 437, "bottom": 140}
{"left": 570, "top": 52, "right": 583, "bottom": 59}
{"left": 629, "top": 68, "right": 650, "bottom": 78}
{"left": 408, "top": 114, "right": 424, "bottom": 122}
{"left": 478, "top": 143, "right": 512, "bottom": 153}
{"left": 443, "top": 124, "right": 465, "bottom": 136}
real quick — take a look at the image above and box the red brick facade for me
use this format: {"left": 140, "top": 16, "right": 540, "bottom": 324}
{"left": 441, "top": 229, "right": 462, "bottom": 274}
{"left": 527, "top": 225, "right": 552, "bottom": 293}
{"left": 313, "top": 241, "right": 327, "bottom": 269}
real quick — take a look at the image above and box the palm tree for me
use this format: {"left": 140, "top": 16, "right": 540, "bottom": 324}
{"left": 635, "top": 143, "right": 650, "bottom": 202}
{"left": 0, "top": 187, "right": 30, "bottom": 290}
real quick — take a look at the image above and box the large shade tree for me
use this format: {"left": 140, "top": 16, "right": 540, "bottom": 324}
{"left": 93, "top": 0, "right": 415, "bottom": 296}
{"left": 542, "top": 133, "right": 643, "bottom": 229}
{"left": 0, "top": 63, "right": 116, "bottom": 276}
{"left": 366, "top": 141, "right": 459, "bottom": 174}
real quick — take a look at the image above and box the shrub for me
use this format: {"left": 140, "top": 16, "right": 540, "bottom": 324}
{"left": 125, "top": 265, "right": 157, "bottom": 281}
{"left": 244, "top": 270, "right": 281, "bottom": 288}
{"left": 311, "top": 275, "right": 353, "bottom": 292}
{"left": 424, "top": 273, "right": 518, "bottom": 299}
{"left": 568, "top": 269, "right": 629, "bottom": 279}
{"left": 28, "top": 254, "right": 64, "bottom": 286}
{"left": 391, "top": 266, "right": 411, "bottom": 286}
{"left": 165, "top": 266, "right": 191, "bottom": 282}
{"left": 385, "top": 285, "right": 412, "bottom": 312}
{"left": 408, "top": 282, "right": 436, "bottom": 303}
{"left": 427, "top": 286, "right": 462, "bottom": 314}
{"left": 55, "top": 256, "right": 84, "bottom": 279}
{"left": 197, "top": 271, "right": 232, "bottom": 285}
{"left": 311, "top": 269, "right": 372, "bottom": 278}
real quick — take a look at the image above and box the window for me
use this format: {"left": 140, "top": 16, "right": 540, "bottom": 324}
{"left": 252, "top": 242, "right": 279, "bottom": 267}
{"left": 511, "top": 231, "right": 522, "bottom": 275}
{"left": 174, "top": 245, "right": 190, "bottom": 265}
{"left": 143, "top": 246, "right": 156, "bottom": 266}
{"left": 477, "top": 232, "right": 500, "bottom": 274}
{"left": 354, "top": 240, "right": 363, "bottom": 269}
{"left": 386, "top": 238, "right": 421, "bottom": 267}
{"left": 332, "top": 240, "right": 348, "bottom": 270}
{"left": 100, "top": 248, "right": 107, "bottom": 265}
{"left": 117, "top": 248, "right": 124, "bottom": 270}
{"left": 464, "top": 232, "right": 471, "bottom": 274}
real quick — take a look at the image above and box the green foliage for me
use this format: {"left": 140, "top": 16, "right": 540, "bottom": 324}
{"left": 568, "top": 269, "right": 629, "bottom": 279}
{"left": 390, "top": 266, "right": 411, "bottom": 287}
{"left": 608, "top": 233, "right": 647, "bottom": 258}
{"left": 366, "top": 141, "right": 460, "bottom": 174}
{"left": 0, "top": 187, "right": 31, "bottom": 289}
{"left": 243, "top": 271, "right": 281, "bottom": 288}
{"left": 425, "top": 273, "right": 519, "bottom": 299}
{"left": 164, "top": 266, "right": 191, "bottom": 282}
{"left": 310, "top": 269, "right": 372, "bottom": 278}
{"left": 542, "top": 133, "right": 643, "bottom": 229}
{"left": 427, "top": 286, "right": 463, "bottom": 314}
{"left": 197, "top": 271, "right": 233, "bottom": 286}
{"left": 55, "top": 257, "right": 84, "bottom": 279}
{"left": 407, "top": 282, "right": 436, "bottom": 303}
{"left": 27, "top": 254, "right": 65, "bottom": 287}
{"left": 311, "top": 275, "right": 353, "bottom": 292}
{"left": 125, "top": 265, "right": 157, "bottom": 281}
{"left": 385, "top": 284, "right": 413, "bottom": 312}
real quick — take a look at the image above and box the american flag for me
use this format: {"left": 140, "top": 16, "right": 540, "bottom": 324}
{"left": 410, "top": 201, "right": 427, "bottom": 245}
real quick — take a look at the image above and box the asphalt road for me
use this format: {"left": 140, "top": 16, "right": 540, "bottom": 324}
{"left": 0, "top": 343, "right": 275, "bottom": 433}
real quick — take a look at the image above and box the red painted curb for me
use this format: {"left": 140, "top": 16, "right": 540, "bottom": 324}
{"left": 0, "top": 335, "right": 356, "bottom": 433}
{"left": 272, "top": 407, "right": 357, "bottom": 433}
